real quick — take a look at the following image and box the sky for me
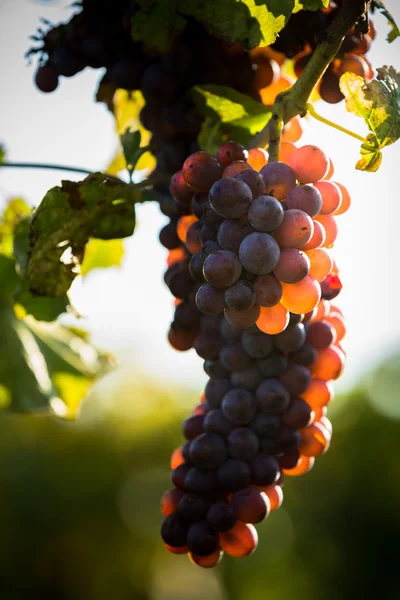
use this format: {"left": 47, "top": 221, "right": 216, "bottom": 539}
{"left": 0, "top": 0, "right": 399, "bottom": 394}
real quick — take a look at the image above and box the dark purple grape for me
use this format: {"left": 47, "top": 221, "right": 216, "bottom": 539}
{"left": 202, "top": 239, "right": 222, "bottom": 257}
{"left": 182, "top": 415, "right": 205, "bottom": 440}
{"left": 178, "top": 494, "right": 210, "bottom": 523}
{"left": 217, "top": 141, "right": 248, "bottom": 167}
{"left": 184, "top": 468, "right": 217, "bottom": 494}
{"left": 228, "top": 427, "right": 259, "bottom": 460}
{"left": 191, "top": 192, "right": 209, "bottom": 218}
{"left": 220, "top": 342, "right": 252, "bottom": 371}
{"left": 289, "top": 343, "right": 318, "bottom": 366}
{"left": 282, "top": 396, "right": 313, "bottom": 428}
{"left": 278, "top": 450, "right": 300, "bottom": 470}
{"left": 256, "top": 379, "right": 290, "bottom": 413}
{"left": 161, "top": 513, "right": 188, "bottom": 547}
{"left": 259, "top": 437, "right": 280, "bottom": 455}
{"left": 216, "top": 458, "right": 251, "bottom": 491}
{"left": 285, "top": 184, "right": 322, "bottom": 217}
{"left": 170, "top": 170, "right": 194, "bottom": 205}
{"left": 260, "top": 161, "right": 297, "bottom": 201}
{"left": 183, "top": 152, "right": 223, "bottom": 192}
{"left": 236, "top": 169, "right": 266, "bottom": 198}
{"left": 220, "top": 319, "right": 241, "bottom": 341}
{"left": 187, "top": 521, "right": 219, "bottom": 556}
{"left": 224, "top": 304, "right": 260, "bottom": 329}
{"left": 189, "top": 433, "right": 227, "bottom": 469}
{"left": 278, "top": 425, "right": 301, "bottom": 451}
{"left": 200, "top": 315, "right": 222, "bottom": 333}
{"left": 230, "top": 487, "right": 269, "bottom": 523}
{"left": 217, "top": 219, "right": 253, "bottom": 254}
{"left": 241, "top": 330, "right": 274, "bottom": 358}
{"left": 278, "top": 363, "right": 312, "bottom": 395}
{"left": 248, "top": 195, "right": 284, "bottom": 232}
{"left": 209, "top": 177, "right": 252, "bottom": 218}
{"left": 221, "top": 388, "right": 257, "bottom": 425}
{"left": 273, "top": 248, "right": 310, "bottom": 284}
{"left": 239, "top": 232, "right": 280, "bottom": 275}
{"left": 204, "top": 360, "right": 230, "bottom": 379}
{"left": 225, "top": 280, "right": 256, "bottom": 311}
{"left": 189, "top": 252, "right": 206, "bottom": 282}
{"left": 205, "top": 378, "right": 233, "bottom": 409}
{"left": 35, "top": 65, "right": 59, "bottom": 93}
{"left": 172, "top": 463, "right": 191, "bottom": 489}
{"left": 274, "top": 323, "right": 306, "bottom": 353}
{"left": 203, "top": 250, "right": 242, "bottom": 288}
{"left": 51, "top": 47, "right": 85, "bottom": 77}
{"left": 207, "top": 501, "right": 237, "bottom": 532}
{"left": 204, "top": 204, "right": 225, "bottom": 232}
{"left": 193, "top": 333, "right": 221, "bottom": 360}
{"left": 196, "top": 284, "right": 225, "bottom": 315}
{"left": 164, "top": 262, "right": 193, "bottom": 299}
{"left": 203, "top": 409, "right": 234, "bottom": 436}
{"left": 257, "top": 349, "right": 288, "bottom": 377}
{"left": 249, "top": 413, "right": 280, "bottom": 437}
{"left": 230, "top": 365, "right": 263, "bottom": 391}
{"left": 174, "top": 302, "right": 201, "bottom": 331}
{"left": 159, "top": 222, "right": 181, "bottom": 249}
{"left": 307, "top": 320, "right": 335, "bottom": 349}
{"left": 248, "top": 455, "right": 280, "bottom": 486}
{"left": 254, "top": 274, "right": 282, "bottom": 307}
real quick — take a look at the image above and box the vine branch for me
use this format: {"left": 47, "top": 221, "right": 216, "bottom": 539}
{"left": 249, "top": 0, "right": 372, "bottom": 159}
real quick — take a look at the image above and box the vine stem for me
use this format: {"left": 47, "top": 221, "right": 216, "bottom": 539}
{"left": 248, "top": 0, "right": 372, "bottom": 160}
{"left": 307, "top": 102, "right": 367, "bottom": 143}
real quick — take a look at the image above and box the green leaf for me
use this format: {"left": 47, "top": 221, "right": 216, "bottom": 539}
{"left": 120, "top": 129, "right": 152, "bottom": 181}
{"left": 0, "top": 255, "right": 19, "bottom": 300}
{"left": 190, "top": 85, "right": 272, "bottom": 149}
{"left": 339, "top": 67, "right": 400, "bottom": 172}
{"left": 80, "top": 238, "right": 125, "bottom": 277}
{"left": 26, "top": 173, "right": 136, "bottom": 297}
{"left": 131, "top": 0, "right": 295, "bottom": 53}
{"left": 371, "top": 1, "right": 399, "bottom": 43}
{"left": 0, "top": 197, "right": 30, "bottom": 256}
{"left": 294, "top": 0, "right": 328, "bottom": 11}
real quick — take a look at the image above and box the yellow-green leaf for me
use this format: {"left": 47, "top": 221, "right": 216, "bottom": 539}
{"left": 339, "top": 67, "right": 400, "bottom": 172}
{"left": 80, "top": 238, "right": 125, "bottom": 277}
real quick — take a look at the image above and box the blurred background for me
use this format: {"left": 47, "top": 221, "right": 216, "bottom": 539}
{"left": 0, "top": 0, "right": 400, "bottom": 598}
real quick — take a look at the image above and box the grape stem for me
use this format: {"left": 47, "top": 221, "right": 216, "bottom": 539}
{"left": 306, "top": 103, "right": 367, "bottom": 143}
{"left": 249, "top": 0, "right": 372, "bottom": 159}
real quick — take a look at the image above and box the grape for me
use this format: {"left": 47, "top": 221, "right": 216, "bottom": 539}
{"left": 333, "top": 182, "right": 351, "bottom": 215}
{"left": 279, "top": 141, "right": 297, "bottom": 165}
{"left": 224, "top": 304, "right": 260, "bottom": 329}
{"left": 172, "top": 463, "right": 191, "bottom": 489}
{"left": 189, "top": 433, "right": 228, "bottom": 469}
{"left": 196, "top": 284, "right": 225, "bottom": 315}
{"left": 220, "top": 342, "right": 252, "bottom": 371}
{"left": 259, "top": 161, "right": 297, "bottom": 200}
{"left": 204, "top": 205, "right": 225, "bottom": 232}
{"left": 279, "top": 363, "right": 312, "bottom": 395}
{"left": 325, "top": 312, "right": 346, "bottom": 342}
{"left": 252, "top": 56, "right": 280, "bottom": 90}
{"left": 187, "top": 521, "right": 219, "bottom": 556}
{"left": 247, "top": 148, "right": 268, "bottom": 170}
{"left": 209, "top": 177, "right": 252, "bottom": 218}
{"left": 241, "top": 330, "right": 274, "bottom": 358}
{"left": 204, "top": 359, "right": 230, "bottom": 379}
{"left": 248, "top": 195, "right": 284, "bottom": 232}
{"left": 228, "top": 427, "right": 259, "bottom": 460}
{"left": 189, "top": 550, "right": 223, "bottom": 568}
{"left": 225, "top": 280, "right": 256, "bottom": 311}
{"left": 310, "top": 346, "right": 345, "bottom": 380}
{"left": 278, "top": 450, "right": 300, "bottom": 470}
{"left": 273, "top": 209, "right": 314, "bottom": 248}
{"left": 239, "top": 232, "right": 280, "bottom": 275}
{"left": 221, "top": 388, "right": 257, "bottom": 425}
{"left": 184, "top": 468, "right": 217, "bottom": 494}
{"left": 217, "top": 141, "right": 248, "bottom": 166}
{"left": 168, "top": 327, "right": 197, "bottom": 351}
{"left": 315, "top": 215, "right": 338, "bottom": 247}
{"left": 281, "top": 276, "right": 321, "bottom": 314}
{"left": 273, "top": 248, "right": 310, "bottom": 284}
{"left": 189, "top": 252, "right": 206, "bottom": 282}
{"left": 171, "top": 445, "right": 185, "bottom": 469}
{"left": 254, "top": 274, "right": 282, "bottom": 307}
{"left": 290, "top": 342, "right": 318, "bottom": 366}
{"left": 202, "top": 238, "right": 222, "bottom": 256}
{"left": 161, "top": 488, "right": 185, "bottom": 516}
{"left": 203, "top": 250, "right": 242, "bottom": 288}
{"left": 307, "top": 320, "right": 336, "bottom": 349}
{"left": 205, "top": 378, "right": 233, "bottom": 409}
{"left": 299, "top": 220, "right": 326, "bottom": 251}
{"left": 159, "top": 223, "right": 181, "bottom": 250}
{"left": 201, "top": 314, "right": 222, "bottom": 333}
{"left": 313, "top": 181, "right": 342, "bottom": 215}
{"left": 320, "top": 272, "right": 342, "bottom": 300}
{"left": 261, "top": 484, "right": 284, "bottom": 511}
{"left": 290, "top": 145, "right": 329, "bottom": 183}
{"left": 161, "top": 513, "right": 188, "bottom": 547}
{"left": 319, "top": 69, "right": 344, "bottom": 104}
{"left": 193, "top": 333, "right": 221, "bottom": 360}
{"left": 182, "top": 441, "right": 192, "bottom": 462}
{"left": 217, "top": 219, "right": 253, "bottom": 254}
{"left": 177, "top": 215, "right": 198, "bottom": 243}
{"left": 217, "top": 458, "right": 251, "bottom": 491}
{"left": 219, "top": 522, "right": 258, "bottom": 557}
{"left": 248, "top": 455, "right": 280, "bottom": 486}
{"left": 191, "top": 192, "right": 209, "bottom": 218}
{"left": 256, "top": 379, "right": 290, "bottom": 413}
{"left": 178, "top": 494, "right": 210, "bottom": 523}
{"left": 282, "top": 396, "right": 313, "bottom": 428}
{"left": 203, "top": 409, "right": 234, "bottom": 436}
{"left": 35, "top": 64, "right": 59, "bottom": 93}
{"left": 220, "top": 319, "right": 242, "bottom": 341}
{"left": 236, "top": 169, "right": 266, "bottom": 198}
{"left": 338, "top": 54, "right": 369, "bottom": 78}
{"left": 170, "top": 170, "right": 194, "bottom": 205}
{"left": 230, "top": 488, "right": 269, "bottom": 524}
{"left": 256, "top": 304, "right": 289, "bottom": 335}
{"left": 230, "top": 365, "right": 263, "bottom": 391}
{"left": 284, "top": 184, "right": 322, "bottom": 217}
{"left": 185, "top": 221, "right": 202, "bottom": 254}
{"left": 182, "top": 152, "right": 223, "bottom": 192}
{"left": 283, "top": 455, "right": 315, "bottom": 476}
{"left": 207, "top": 502, "right": 237, "bottom": 532}
{"left": 299, "top": 422, "right": 331, "bottom": 457}
{"left": 249, "top": 413, "right": 280, "bottom": 437}
{"left": 278, "top": 425, "right": 301, "bottom": 451}
{"left": 274, "top": 322, "right": 306, "bottom": 352}
{"left": 259, "top": 437, "right": 280, "bottom": 455}
{"left": 182, "top": 415, "right": 205, "bottom": 440}
{"left": 223, "top": 160, "right": 254, "bottom": 178}
{"left": 282, "top": 115, "right": 303, "bottom": 142}
{"left": 300, "top": 379, "right": 334, "bottom": 410}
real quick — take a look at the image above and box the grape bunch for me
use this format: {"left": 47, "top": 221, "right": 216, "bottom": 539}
{"left": 160, "top": 137, "right": 349, "bottom": 566}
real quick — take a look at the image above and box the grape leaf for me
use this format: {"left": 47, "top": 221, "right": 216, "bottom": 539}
{"left": 190, "top": 85, "right": 272, "bottom": 150}
{"left": 371, "top": 1, "right": 399, "bottom": 43}
{"left": 294, "top": 0, "right": 329, "bottom": 11}
{"left": 80, "top": 238, "right": 125, "bottom": 277}
{"left": 26, "top": 173, "right": 136, "bottom": 297}
{"left": 131, "top": 0, "right": 295, "bottom": 53}
{"left": 339, "top": 67, "right": 400, "bottom": 172}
